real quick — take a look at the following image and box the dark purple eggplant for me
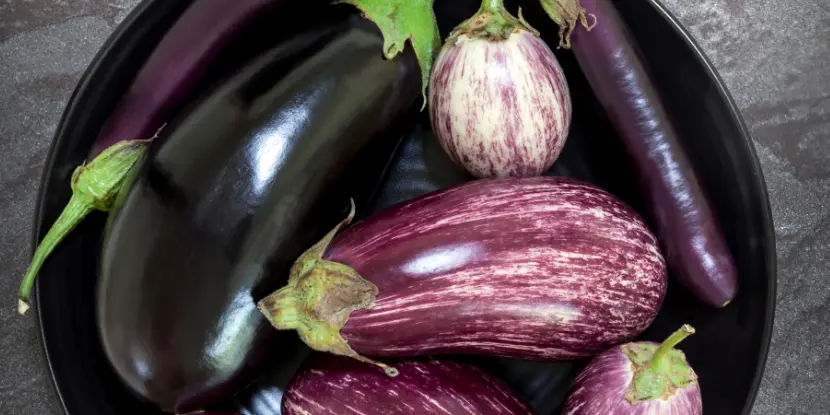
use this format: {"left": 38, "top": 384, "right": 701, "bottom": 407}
{"left": 259, "top": 177, "right": 667, "bottom": 369}
{"left": 97, "top": 15, "right": 420, "bottom": 412}
{"left": 541, "top": 0, "right": 738, "bottom": 307}
{"left": 283, "top": 354, "right": 535, "bottom": 415}
{"left": 18, "top": 0, "right": 293, "bottom": 314}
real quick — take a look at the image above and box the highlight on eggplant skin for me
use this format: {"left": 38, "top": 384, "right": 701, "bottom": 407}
{"left": 282, "top": 354, "right": 535, "bottom": 415}
{"left": 259, "top": 176, "right": 667, "bottom": 365}
{"left": 429, "top": 0, "right": 571, "bottom": 178}
{"left": 542, "top": 0, "right": 738, "bottom": 308}
{"left": 97, "top": 15, "right": 421, "bottom": 413}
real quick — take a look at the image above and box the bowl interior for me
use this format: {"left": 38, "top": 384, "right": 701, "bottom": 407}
{"left": 35, "top": 0, "right": 774, "bottom": 414}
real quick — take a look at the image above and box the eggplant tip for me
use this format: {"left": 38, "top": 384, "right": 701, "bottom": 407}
{"left": 18, "top": 299, "right": 29, "bottom": 315}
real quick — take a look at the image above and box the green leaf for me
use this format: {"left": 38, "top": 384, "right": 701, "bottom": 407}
{"left": 339, "top": 0, "right": 440, "bottom": 106}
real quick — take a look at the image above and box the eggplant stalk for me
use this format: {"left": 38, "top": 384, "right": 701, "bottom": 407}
{"left": 539, "top": 0, "right": 596, "bottom": 48}
{"left": 257, "top": 200, "right": 397, "bottom": 377}
{"left": 622, "top": 325, "right": 697, "bottom": 403}
{"left": 449, "top": 0, "right": 538, "bottom": 43}
{"left": 18, "top": 139, "right": 148, "bottom": 314}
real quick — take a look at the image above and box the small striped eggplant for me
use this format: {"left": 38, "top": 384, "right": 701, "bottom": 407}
{"left": 282, "top": 354, "right": 534, "bottom": 415}
{"left": 428, "top": 0, "right": 571, "bottom": 178}
{"left": 564, "top": 325, "right": 702, "bottom": 415}
{"left": 258, "top": 177, "right": 666, "bottom": 370}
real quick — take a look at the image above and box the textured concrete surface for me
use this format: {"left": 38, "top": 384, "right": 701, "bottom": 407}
{"left": 0, "top": 0, "right": 827, "bottom": 414}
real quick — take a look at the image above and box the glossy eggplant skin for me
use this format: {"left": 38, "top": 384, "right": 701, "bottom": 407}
{"left": 568, "top": 0, "right": 738, "bottom": 307}
{"left": 97, "top": 15, "right": 420, "bottom": 413}
{"left": 331, "top": 177, "right": 666, "bottom": 360}
{"left": 260, "top": 177, "right": 666, "bottom": 363}
{"left": 283, "top": 354, "right": 535, "bottom": 415}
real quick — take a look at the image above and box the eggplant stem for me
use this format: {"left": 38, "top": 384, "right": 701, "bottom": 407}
{"left": 540, "top": 0, "right": 597, "bottom": 49}
{"left": 623, "top": 324, "right": 698, "bottom": 403}
{"left": 481, "top": 0, "right": 506, "bottom": 13}
{"left": 257, "top": 200, "right": 399, "bottom": 377}
{"left": 17, "top": 139, "right": 149, "bottom": 315}
{"left": 451, "top": 0, "right": 537, "bottom": 42}
{"left": 18, "top": 191, "right": 94, "bottom": 314}
{"left": 649, "top": 324, "right": 695, "bottom": 372}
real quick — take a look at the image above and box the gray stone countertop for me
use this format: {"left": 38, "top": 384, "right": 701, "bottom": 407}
{"left": 0, "top": 0, "right": 828, "bottom": 414}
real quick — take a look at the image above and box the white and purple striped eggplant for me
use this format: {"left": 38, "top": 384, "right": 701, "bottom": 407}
{"left": 282, "top": 354, "right": 534, "bottom": 415}
{"left": 564, "top": 325, "right": 702, "bottom": 415}
{"left": 258, "top": 177, "right": 666, "bottom": 369}
{"left": 429, "top": 0, "right": 571, "bottom": 178}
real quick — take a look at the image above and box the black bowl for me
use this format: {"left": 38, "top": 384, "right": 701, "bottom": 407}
{"left": 33, "top": 0, "right": 775, "bottom": 414}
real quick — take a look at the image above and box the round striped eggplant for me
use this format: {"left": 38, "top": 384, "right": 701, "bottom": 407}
{"left": 283, "top": 354, "right": 534, "bottom": 415}
{"left": 258, "top": 177, "right": 666, "bottom": 369}
{"left": 428, "top": 0, "right": 571, "bottom": 178}
{"left": 564, "top": 325, "right": 702, "bottom": 415}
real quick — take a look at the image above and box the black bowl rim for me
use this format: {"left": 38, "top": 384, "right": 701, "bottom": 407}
{"left": 645, "top": 1, "right": 777, "bottom": 413}
{"left": 30, "top": 1, "right": 187, "bottom": 413}
{"left": 31, "top": 0, "right": 777, "bottom": 414}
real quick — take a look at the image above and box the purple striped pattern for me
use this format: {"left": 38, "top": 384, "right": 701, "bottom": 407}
{"left": 564, "top": 343, "right": 702, "bottom": 415}
{"left": 282, "top": 354, "right": 534, "bottom": 415}
{"left": 429, "top": 30, "right": 572, "bottom": 178}
{"left": 325, "top": 176, "right": 666, "bottom": 360}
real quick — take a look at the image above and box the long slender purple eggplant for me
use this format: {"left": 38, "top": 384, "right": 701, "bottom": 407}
{"left": 563, "top": 325, "right": 702, "bottom": 415}
{"left": 429, "top": 0, "right": 571, "bottom": 178}
{"left": 540, "top": 0, "right": 738, "bottom": 307}
{"left": 258, "top": 177, "right": 667, "bottom": 369}
{"left": 18, "top": 0, "right": 288, "bottom": 314}
{"left": 283, "top": 354, "right": 535, "bottom": 415}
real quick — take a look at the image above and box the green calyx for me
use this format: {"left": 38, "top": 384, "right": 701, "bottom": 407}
{"left": 339, "top": 0, "right": 440, "bottom": 108}
{"left": 623, "top": 324, "right": 698, "bottom": 403}
{"left": 539, "top": 0, "right": 597, "bottom": 49}
{"left": 448, "top": 0, "right": 538, "bottom": 44}
{"left": 257, "top": 200, "right": 398, "bottom": 376}
{"left": 18, "top": 139, "right": 149, "bottom": 315}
